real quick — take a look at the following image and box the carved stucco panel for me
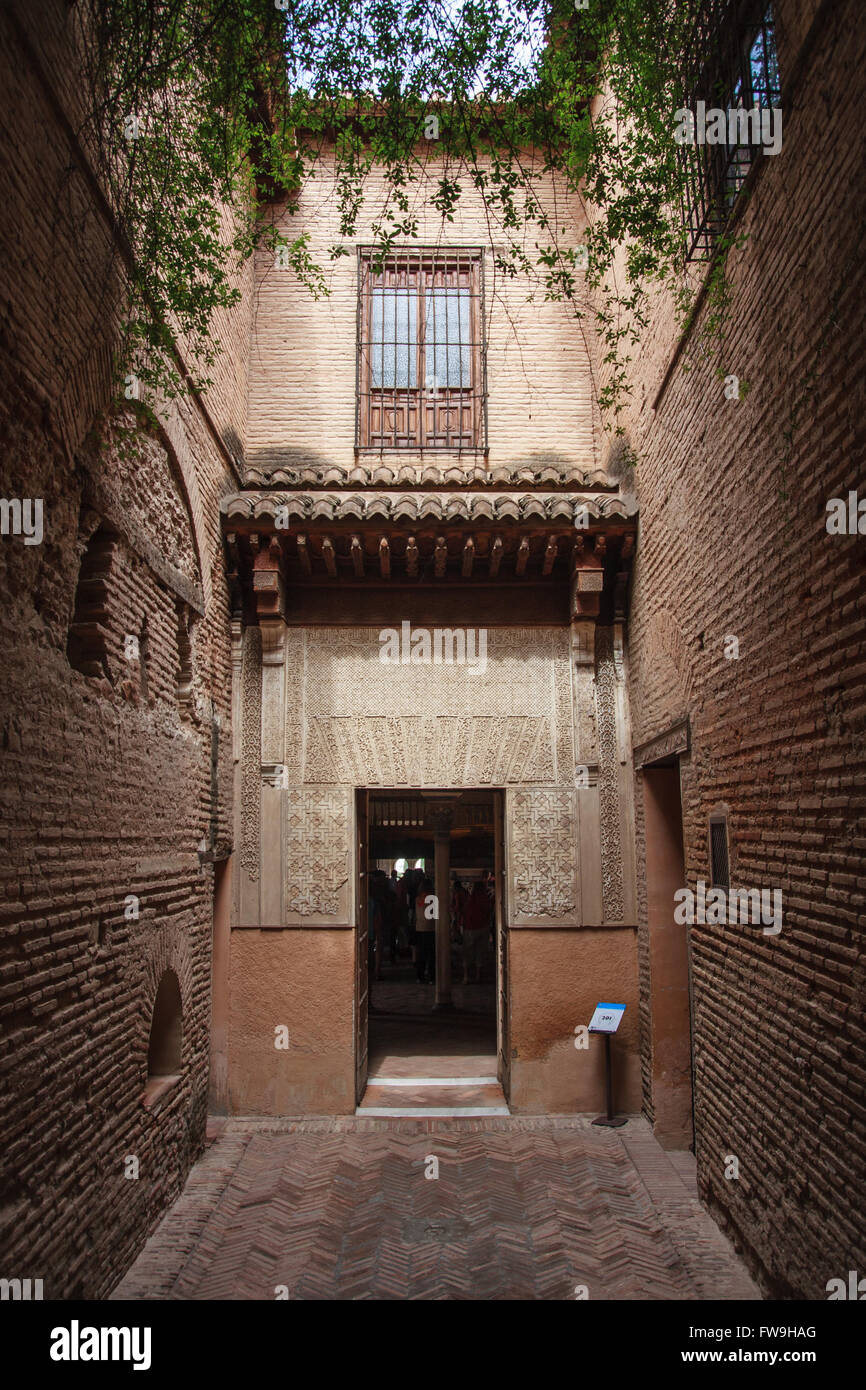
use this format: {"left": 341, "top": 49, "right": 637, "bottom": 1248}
{"left": 554, "top": 653, "right": 575, "bottom": 784}
{"left": 571, "top": 621, "right": 598, "bottom": 766}
{"left": 508, "top": 787, "right": 578, "bottom": 924}
{"left": 261, "top": 663, "right": 284, "bottom": 766}
{"left": 595, "top": 626, "right": 625, "bottom": 922}
{"left": 240, "top": 626, "right": 262, "bottom": 880}
{"left": 283, "top": 627, "right": 304, "bottom": 783}
{"left": 296, "top": 627, "right": 576, "bottom": 787}
{"left": 285, "top": 786, "right": 352, "bottom": 922}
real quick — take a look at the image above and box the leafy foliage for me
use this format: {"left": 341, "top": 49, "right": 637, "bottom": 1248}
{"left": 77, "top": 0, "right": 711, "bottom": 424}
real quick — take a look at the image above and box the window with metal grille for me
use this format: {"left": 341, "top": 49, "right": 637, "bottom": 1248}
{"left": 356, "top": 249, "right": 485, "bottom": 451}
{"left": 678, "top": 1, "right": 781, "bottom": 260}
{"left": 709, "top": 814, "right": 730, "bottom": 889}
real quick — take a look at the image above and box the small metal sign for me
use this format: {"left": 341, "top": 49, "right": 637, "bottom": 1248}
{"left": 588, "top": 1002, "right": 626, "bottom": 1033}
{"left": 589, "top": 1003, "right": 628, "bottom": 1128}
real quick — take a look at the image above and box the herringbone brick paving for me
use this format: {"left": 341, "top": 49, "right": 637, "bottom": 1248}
{"left": 112, "top": 1117, "right": 760, "bottom": 1301}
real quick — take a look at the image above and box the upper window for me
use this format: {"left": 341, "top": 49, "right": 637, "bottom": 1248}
{"left": 709, "top": 812, "right": 731, "bottom": 889}
{"left": 357, "top": 249, "right": 485, "bottom": 452}
{"left": 679, "top": 2, "right": 781, "bottom": 260}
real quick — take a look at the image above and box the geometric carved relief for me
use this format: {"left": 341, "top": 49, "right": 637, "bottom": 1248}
{"left": 595, "top": 626, "right": 625, "bottom": 922}
{"left": 304, "top": 713, "right": 556, "bottom": 786}
{"left": 571, "top": 619, "right": 598, "bottom": 765}
{"left": 260, "top": 626, "right": 285, "bottom": 766}
{"left": 297, "top": 627, "right": 575, "bottom": 787}
{"left": 283, "top": 627, "right": 304, "bottom": 784}
{"left": 285, "top": 786, "right": 351, "bottom": 921}
{"left": 508, "top": 787, "right": 578, "bottom": 924}
{"left": 240, "top": 626, "right": 262, "bottom": 881}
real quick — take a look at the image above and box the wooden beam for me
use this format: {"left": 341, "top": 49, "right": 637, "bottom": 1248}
{"left": 516, "top": 537, "right": 530, "bottom": 576}
{"left": 462, "top": 535, "right": 475, "bottom": 578}
{"left": 224, "top": 532, "right": 240, "bottom": 570}
{"left": 350, "top": 535, "right": 364, "bottom": 578}
{"left": 434, "top": 536, "right": 448, "bottom": 578}
{"left": 489, "top": 536, "right": 503, "bottom": 579}
{"left": 322, "top": 536, "right": 337, "bottom": 577}
{"left": 379, "top": 536, "right": 391, "bottom": 580}
{"left": 296, "top": 534, "right": 312, "bottom": 576}
{"left": 542, "top": 536, "right": 558, "bottom": 576}
{"left": 406, "top": 535, "right": 419, "bottom": 578}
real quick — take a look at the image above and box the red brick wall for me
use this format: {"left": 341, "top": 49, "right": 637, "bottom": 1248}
{"left": 0, "top": 0, "right": 242, "bottom": 1297}
{"left": 621, "top": 0, "right": 866, "bottom": 1297}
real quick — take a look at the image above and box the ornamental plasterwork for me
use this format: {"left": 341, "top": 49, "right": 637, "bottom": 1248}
{"left": 240, "top": 626, "right": 262, "bottom": 880}
{"left": 294, "top": 626, "right": 573, "bottom": 787}
{"left": 509, "top": 788, "right": 578, "bottom": 921}
{"left": 595, "top": 626, "right": 625, "bottom": 922}
{"left": 285, "top": 787, "right": 351, "bottom": 920}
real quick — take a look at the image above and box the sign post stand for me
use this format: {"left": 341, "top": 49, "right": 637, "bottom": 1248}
{"left": 588, "top": 1002, "right": 627, "bottom": 1128}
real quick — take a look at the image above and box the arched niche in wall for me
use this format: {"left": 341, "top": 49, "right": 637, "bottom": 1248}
{"left": 143, "top": 969, "right": 183, "bottom": 1107}
{"left": 66, "top": 520, "right": 119, "bottom": 679}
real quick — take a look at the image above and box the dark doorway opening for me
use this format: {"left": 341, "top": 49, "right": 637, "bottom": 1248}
{"left": 356, "top": 790, "right": 508, "bottom": 1115}
{"left": 643, "top": 763, "right": 694, "bottom": 1149}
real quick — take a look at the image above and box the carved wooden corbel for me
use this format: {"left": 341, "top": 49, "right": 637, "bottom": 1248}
{"left": 570, "top": 545, "right": 604, "bottom": 618}
{"left": 251, "top": 533, "right": 287, "bottom": 635}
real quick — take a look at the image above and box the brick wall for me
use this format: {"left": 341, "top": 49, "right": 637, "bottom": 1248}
{"left": 0, "top": 0, "right": 244, "bottom": 1297}
{"left": 246, "top": 153, "right": 600, "bottom": 476}
{"left": 619, "top": 0, "right": 866, "bottom": 1297}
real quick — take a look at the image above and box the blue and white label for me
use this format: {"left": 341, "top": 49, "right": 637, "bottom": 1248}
{"left": 588, "top": 1002, "right": 626, "bottom": 1033}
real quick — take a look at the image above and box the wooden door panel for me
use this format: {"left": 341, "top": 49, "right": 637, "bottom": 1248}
{"left": 494, "top": 789, "right": 510, "bottom": 1100}
{"left": 355, "top": 789, "right": 369, "bottom": 1104}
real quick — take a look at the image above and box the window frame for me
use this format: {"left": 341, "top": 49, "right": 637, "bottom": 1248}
{"left": 355, "top": 246, "right": 487, "bottom": 454}
{"left": 708, "top": 811, "right": 731, "bottom": 890}
{"left": 678, "top": 1, "right": 782, "bottom": 261}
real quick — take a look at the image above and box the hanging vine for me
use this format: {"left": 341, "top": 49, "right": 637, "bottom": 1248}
{"left": 71, "top": 0, "right": 733, "bottom": 433}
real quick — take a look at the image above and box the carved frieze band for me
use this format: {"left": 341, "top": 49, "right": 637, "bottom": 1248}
{"left": 304, "top": 714, "right": 555, "bottom": 786}
{"left": 595, "top": 626, "right": 625, "bottom": 922}
{"left": 294, "top": 627, "right": 573, "bottom": 787}
{"left": 240, "top": 625, "right": 262, "bottom": 880}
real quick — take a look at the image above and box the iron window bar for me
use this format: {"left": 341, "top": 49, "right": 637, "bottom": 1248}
{"left": 357, "top": 247, "right": 486, "bottom": 453}
{"left": 678, "top": 0, "right": 781, "bottom": 261}
{"left": 709, "top": 813, "right": 731, "bottom": 890}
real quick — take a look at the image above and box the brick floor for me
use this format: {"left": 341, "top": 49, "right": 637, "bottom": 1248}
{"left": 111, "top": 1117, "right": 761, "bottom": 1301}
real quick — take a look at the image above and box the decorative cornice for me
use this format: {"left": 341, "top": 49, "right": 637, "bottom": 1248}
{"left": 242, "top": 462, "right": 619, "bottom": 491}
{"left": 221, "top": 490, "right": 638, "bottom": 526}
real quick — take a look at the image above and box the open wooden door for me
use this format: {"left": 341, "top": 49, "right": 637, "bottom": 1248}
{"left": 355, "top": 789, "right": 369, "bottom": 1104}
{"left": 494, "top": 789, "right": 510, "bottom": 1102}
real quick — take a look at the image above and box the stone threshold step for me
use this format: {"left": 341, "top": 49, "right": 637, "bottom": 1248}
{"left": 367, "top": 1075, "right": 499, "bottom": 1087}
{"left": 359, "top": 1081, "right": 507, "bottom": 1108}
{"left": 356, "top": 1106, "right": 511, "bottom": 1117}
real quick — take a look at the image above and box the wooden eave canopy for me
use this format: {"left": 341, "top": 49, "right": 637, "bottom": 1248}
{"left": 222, "top": 487, "right": 637, "bottom": 625}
